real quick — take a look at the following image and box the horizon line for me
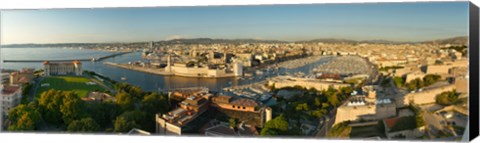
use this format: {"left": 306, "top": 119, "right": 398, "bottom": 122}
{"left": 1, "top": 35, "right": 468, "bottom": 46}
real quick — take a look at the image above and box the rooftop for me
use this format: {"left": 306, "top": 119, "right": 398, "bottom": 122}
{"left": 231, "top": 98, "right": 258, "bottom": 107}
{"left": 384, "top": 116, "right": 417, "bottom": 133}
{"left": 205, "top": 125, "right": 237, "bottom": 136}
{"left": 127, "top": 128, "right": 151, "bottom": 135}
{"left": 1, "top": 85, "right": 20, "bottom": 95}
{"left": 43, "top": 60, "right": 83, "bottom": 65}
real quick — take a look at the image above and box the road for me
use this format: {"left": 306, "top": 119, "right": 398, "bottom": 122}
{"left": 29, "top": 77, "right": 44, "bottom": 101}
{"left": 315, "top": 94, "right": 353, "bottom": 137}
{"left": 315, "top": 109, "right": 337, "bottom": 137}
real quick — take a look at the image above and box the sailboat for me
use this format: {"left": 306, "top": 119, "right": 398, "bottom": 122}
{"left": 121, "top": 71, "right": 127, "bottom": 81}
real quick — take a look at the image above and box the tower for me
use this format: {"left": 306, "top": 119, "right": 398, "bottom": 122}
{"left": 43, "top": 61, "right": 50, "bottom": 76}
{"left": 223, "top": 47, "right": 228, "bottom": 63}
{"left": 265, "top": 107, "right": 272, "bottom": 123}
{"left": 191, "top": 47, "right": 197, "bottom": 58}
{"left": 165, "top": 54, "right": 172, "bottom": 73}
{"left": 233, "top": 62, "right": 243, "bottom": 77}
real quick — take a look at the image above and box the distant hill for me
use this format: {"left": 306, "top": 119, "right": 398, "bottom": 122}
{"left": 159, "top": 38, "right": 287, "bottom": 44}
{"left": 422, "top": 36, "right": 468, "bottom": 45}
{"left": 1, "top": 43, "right": 102, "bottom": 48}
{"left": 2, "top": 36, "right": 468, "bottom": 47}
{"left": 297, "top": 38, "right": 358, "bottom": 44}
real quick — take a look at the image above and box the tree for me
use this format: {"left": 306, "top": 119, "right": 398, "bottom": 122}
{"left": 7, "top": 103, "right": 42, "bottom": 131}
{"left": 67, "top": 118, "right": 101, "bottom": 132}
{"left": 138, "top": 92, "right": 169, "bottom": 132}
{"left": 339, "top": 86, "right": 353, "bottom": 95}
{"left": 393, "top": 76, "right": 405, "bottom": 87}
{"left": 260, "top": 114, "right": 289, "bottom": 136}
{"left": 21, "top": 83, "right": 32, "bottom": 104}
{"left": 113, "top": 110, "right": 148, "bottom": 132}
{"left": 85, "top": 102, "right": 120, "bottom": 129}
{"left": 327, "top": 121, "right": 352, "bottom": 138}
{"left": 60, "top": 92, "right": 85, "bottom": 124}
{"left": 406, "top": 78, "right": 422, "bottom": 91}
{"left": 436, "top": 90, "right": 459, "bottom": 106}
{"left": 314, "top": 97, "right": 322, "bottom": 107}
{"left": 38, "top": 89, "right": 65, "bottom": 124}
{"left": 327, "top": 94, "right": 340, "bottom": 107}
{"left": 423, "top": 74, "right": 441, "bottom": 86}
{"left": 140, "top": 92, "right": 169, "bottom": 116}
{"left": 113, "top": 117, "right": 138, "bottom": 133}
{"left": 295, "top": 103, "right": 309, "bottom": 111}
{"left": 309, "top": 109, "right": 327, "bottom": 118}
{"left": 229, "top": 118, "right": 237, "bottom": 128}
{"left": 115, "top": 91, "right": 135, "bottom": 111}
{"left": 260, "top": 128, "right": 279, "bottom": 136}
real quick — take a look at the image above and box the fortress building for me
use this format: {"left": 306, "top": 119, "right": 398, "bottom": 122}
{"left": 334, "top": 85, "right": 396, "bottom": 125}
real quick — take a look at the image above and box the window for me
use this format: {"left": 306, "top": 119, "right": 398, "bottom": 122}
{"left": 243, "top": 107, "right": 246, "bottom": 109}
{"left": 232, "top": 105, "right": 235, "bottom": 108}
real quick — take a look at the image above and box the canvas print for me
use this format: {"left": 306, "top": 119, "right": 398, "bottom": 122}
{"left": 0, "top": 1, "right": 472, "bottom": 141}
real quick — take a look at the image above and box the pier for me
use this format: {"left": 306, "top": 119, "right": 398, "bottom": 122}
{"left": 2, "top": 52, "right": 132, "bottom": 63}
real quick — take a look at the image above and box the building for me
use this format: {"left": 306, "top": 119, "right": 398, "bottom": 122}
{"left": 9, "top": 68, "right": 34, "bottom": 86}
{"left": 454, "top": 76, "right": 468, "bottom": 94}
{"left": 204, "top": 123, "right": 259, "bottom": 137}
{"left": 383, "top": 116, "right": 425, "bottom": 139}
{"left": 156, "top": 89, "right": 212, "bottom": 135}
{"left": 399, "top": 82, "right": 456, "bottom": 107}
{"left": 164, "top": 55, "right": 242, "bottom": 78}
{"left": 81, "top": 92, "right": 115, "bottom": 102}
{"left": 168, "top": 87, "right": 210, "bottom": 101}
{"left": 267, "top": 76, "right": 350, "bottom": 91}
{"left": 334, "top": 86, "right": 396, "bottom": 125}
{"left": 405, "top": 71, "right": 426, "bottom": 83}
{"left": 233, "top": 62, "right": 243, "bottom": 77}
{"left": 426, "top": 65, "right": 450, "bottom": 75}
{"left": 128, "top": 128, "right": 151, "bottom": 135}
{"left": 232, "top": 53, "right": 253, "bottom": 67}
{"left": 43, "top": 60, "right": 83, "bottom": 76}
{"left": 334, "top": 96, "right": 396, "bottom": 125}
{"left": 210, "top": 95, "right": 270, "bottom": 127}
{"left": 211, "top": 95, "right": 258, "bottom": 112}
{"left": 0, "top": 85, "right": 22, "bottom": 116}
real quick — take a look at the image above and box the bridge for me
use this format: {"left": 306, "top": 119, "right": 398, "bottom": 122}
{"left": 2, "top": 52, "right": 132, "bottom": 63}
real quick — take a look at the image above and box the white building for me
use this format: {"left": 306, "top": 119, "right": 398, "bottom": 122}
{"left": 1, "top": 85, "right": 22, "bottom": 116}
{"left": 43, "top": 60, "right": 83, "bottom": 76}
{"left": 233, "top": 62, "right": 243, "bottom": 77}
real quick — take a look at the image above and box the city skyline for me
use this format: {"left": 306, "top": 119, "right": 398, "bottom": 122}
{"left": 0, "top": 2, "right": 469, "bottom": 45}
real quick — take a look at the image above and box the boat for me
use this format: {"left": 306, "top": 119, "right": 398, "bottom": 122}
{"left": 260, "top": 94, "right": 272, "bottom": 102}
{"left": 121, "top": 77, "right": 127, "bottom": 81}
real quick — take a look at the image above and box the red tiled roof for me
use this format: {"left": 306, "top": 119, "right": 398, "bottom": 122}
{"left": 1, "top": 85, "right": 20, "bottom": 95}
{"left": 384, "top": 117, "right": 401, "bottom": 129}
{"left": 213, "top": 95, "right": 231, "bottom": 100}
{"left": 231, "top": 98, "right": 258, "bottom": 107}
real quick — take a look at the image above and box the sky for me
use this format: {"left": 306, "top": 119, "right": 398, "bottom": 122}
{"left": 0, "top": 2, "right": 470, "bottom": 44}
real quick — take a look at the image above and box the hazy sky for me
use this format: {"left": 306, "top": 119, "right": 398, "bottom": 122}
{"left": 0, "top": 2, "right": 469, "bottom": 44}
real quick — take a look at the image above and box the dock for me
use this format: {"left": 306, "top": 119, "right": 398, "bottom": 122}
{"left": 2, "top": 52, "right": 132, "bottom": 63}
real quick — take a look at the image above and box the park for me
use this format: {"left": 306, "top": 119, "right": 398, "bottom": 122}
{"left": 35, "top": 76, "right": 107, "bottom": 99}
